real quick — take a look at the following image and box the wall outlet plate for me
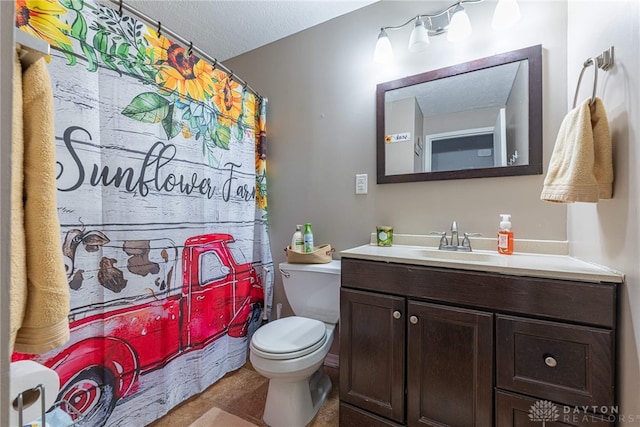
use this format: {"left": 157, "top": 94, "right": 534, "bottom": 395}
{"left": 355, "top": 174, "right": 368, "bottom": 194}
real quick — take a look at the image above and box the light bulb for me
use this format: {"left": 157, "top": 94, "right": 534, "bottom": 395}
{"left": 408, "top": 18, "right": 430, "bottom": 53}
{"left": 374, "top": 29, "right": 394, "bottom": 63}
{"left": 492, "top": 0, "right": 521, "bottom": 30}
{"left": 447, "top": 5, "right": 472, "bottom": 42}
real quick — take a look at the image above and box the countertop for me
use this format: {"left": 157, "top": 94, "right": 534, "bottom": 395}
{"left": 341, "top": 237, "right": 624, "bottom": 283}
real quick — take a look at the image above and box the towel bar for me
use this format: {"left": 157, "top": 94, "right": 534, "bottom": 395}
{"left": 15, "top": 29, "right": 50, "bottom": 68}
{"left": 572, "top": 57, "right": 599, "bottom": 108}
{"left": 572, "top": 46, "right": 614, "bottom": 109}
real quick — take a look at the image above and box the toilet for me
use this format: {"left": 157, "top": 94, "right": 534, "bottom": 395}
{"left": 250, "top": 260, "right": 341, "bottom": 427}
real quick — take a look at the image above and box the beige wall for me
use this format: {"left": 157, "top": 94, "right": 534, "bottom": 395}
{"left": 226, "top": 0, "right": 568, "bottom": 311}
{"left": 566, "top": 0, "right": 640, "bottom": 419}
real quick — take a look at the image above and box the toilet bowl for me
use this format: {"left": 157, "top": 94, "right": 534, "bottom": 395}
{"left": 249, "top": 260, "right": 340, "bottom": 427}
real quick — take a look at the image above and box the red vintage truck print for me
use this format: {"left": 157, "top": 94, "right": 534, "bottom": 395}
{"left": 13, "top": 232, "right": 264, "bottom": 426}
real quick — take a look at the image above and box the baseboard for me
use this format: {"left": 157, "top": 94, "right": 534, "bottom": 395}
{"left": 324, "top": 352, "right": 339, "bottom": 368}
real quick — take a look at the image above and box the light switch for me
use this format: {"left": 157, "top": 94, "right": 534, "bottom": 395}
{"left": 355, "top": 174, "right": 368, "bottom": 194}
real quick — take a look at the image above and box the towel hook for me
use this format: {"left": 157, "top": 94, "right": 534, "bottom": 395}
{"left": 572, "top": 57, "right": 598, "bottom": 109}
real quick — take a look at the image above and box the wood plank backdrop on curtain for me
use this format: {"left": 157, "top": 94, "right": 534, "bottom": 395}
{"left": 13, "top": 0, "right": 273, "bottom": 425}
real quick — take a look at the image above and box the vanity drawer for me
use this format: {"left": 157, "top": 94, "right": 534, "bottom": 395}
{"left": 496, "top": 391, "right": 614, "bottom": 426}
{"left": 496, "top": 315, "right": 614, "bottom": 408}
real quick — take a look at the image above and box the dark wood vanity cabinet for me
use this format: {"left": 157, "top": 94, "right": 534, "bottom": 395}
{"left": 339, "top": 258, "right": 618, "bottom": 427}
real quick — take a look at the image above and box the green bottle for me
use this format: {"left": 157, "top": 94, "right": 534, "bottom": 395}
{"left": 303, "top": 223, "right": 314, "bottom": 253}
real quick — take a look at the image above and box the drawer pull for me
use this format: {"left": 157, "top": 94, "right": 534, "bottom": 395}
{"left": 409, "top": 315, "right": 418, "bottom": 325}
{"left": 393, "top": 310, "right": 402, "bottom": 320}
{"left": 544, "top": 355, "right": 558, "bottom": 368}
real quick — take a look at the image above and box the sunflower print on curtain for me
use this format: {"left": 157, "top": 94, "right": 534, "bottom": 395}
{"left": 14, "top": 0, "right": 273, "bottom": 426}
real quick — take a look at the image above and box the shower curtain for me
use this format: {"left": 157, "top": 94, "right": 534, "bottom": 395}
{"left": 13, "top": 0, "right": 273, "bottom": 425}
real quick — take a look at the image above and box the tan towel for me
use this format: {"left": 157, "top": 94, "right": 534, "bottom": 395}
{"left": 540, "top": 97, "right": 613, "bottom": 203}
{"left": 10, "top": 50, "right": 27, "bottom": 354}
{"left": 591, "top": 98, "right": 613, "bottom": 199}
{"left": 12, "top": 56, "right": 70, "bottom": 354}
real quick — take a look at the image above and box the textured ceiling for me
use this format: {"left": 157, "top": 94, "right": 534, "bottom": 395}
{"left": 125, "top": 0, "right": 378, "bottom": 62}
{"left": 386, "top": 61, "right": 523, "bottom": 117}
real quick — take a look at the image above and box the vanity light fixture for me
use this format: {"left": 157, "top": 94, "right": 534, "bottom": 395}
{"left": 492, "top": 0, "right": 521, "bottom": 29}
{"left": 374, "top": 0, "right": 521, "bottom": 63}
{"left": 408, "top": 17, "right": 430, "bottom": 52}
{"left": 446, "top": 3, "right": 472, "bottom": 42}
{"left": 374, "top": 28, "right": 394, "bottom": 63}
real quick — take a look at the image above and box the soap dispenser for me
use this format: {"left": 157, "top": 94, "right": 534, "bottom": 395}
{"left": 497, "top": 214, "right": 514, "bottom": 255}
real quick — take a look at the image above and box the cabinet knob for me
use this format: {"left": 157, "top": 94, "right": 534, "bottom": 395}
{"left": 544, "top": 355, "right": 558, "bottom": 368}
{"left": 393, "top": 310, "right": 402, "bottom": 319}
{"left": 409, "top": 315, "right": 418, "bottom": 325}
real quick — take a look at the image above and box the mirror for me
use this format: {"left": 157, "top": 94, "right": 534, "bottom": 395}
{"left": 377, "top": 45, "right": 542, "bottom": 183}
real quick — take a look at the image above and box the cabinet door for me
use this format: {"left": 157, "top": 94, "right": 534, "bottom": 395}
{"left": 340, "top": 288, "right": 406, "bottom": 424}
{"left": 407, "top": 301, "right": 493, "bottom": 427}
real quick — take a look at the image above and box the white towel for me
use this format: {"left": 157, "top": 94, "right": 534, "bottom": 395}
{"left": 541, "top": 97, "right": 613, "bottom": 203}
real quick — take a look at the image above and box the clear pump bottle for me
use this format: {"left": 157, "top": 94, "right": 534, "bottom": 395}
{"left": 497, "top": 214, "right": 514, "bottom": 255}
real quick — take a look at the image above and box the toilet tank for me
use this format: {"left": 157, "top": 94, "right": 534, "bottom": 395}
{"left": 279, "top": 260, "right": 341, "bottom": 324}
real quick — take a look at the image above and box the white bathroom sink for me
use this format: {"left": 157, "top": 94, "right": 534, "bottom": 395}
{"left": 409, "top": 248, "right": 500, "bottom": 264}
{"left": 340, "top": 234, "right": 624, "bottom": 283}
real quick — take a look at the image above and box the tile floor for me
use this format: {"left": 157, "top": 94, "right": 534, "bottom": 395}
{"left": 148, "top": 361, "right": 339, "bottom": 427}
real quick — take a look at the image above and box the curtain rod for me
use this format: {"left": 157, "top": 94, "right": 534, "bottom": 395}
{"left": 105, "top": 0, "right": 265, "bottom": 103}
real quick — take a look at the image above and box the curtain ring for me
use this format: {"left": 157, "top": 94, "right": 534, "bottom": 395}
{"left": 156, "top": 21, "right": 162, "bottom": 38}
{"left": 118, "top": 0, "right": 123, "bottom": 17}
{"left": 188, "top": 41, "right": 193, "bottom": 56}
{"left": 211, "top": 59, "right": 217, "bottom": 70}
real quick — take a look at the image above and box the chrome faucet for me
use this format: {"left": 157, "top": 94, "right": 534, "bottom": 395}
{"left": 450, "top": 221, "right": 460, "bottom": 248}
{"left": 431, "top": 221, "right": 481, "bottom": 251}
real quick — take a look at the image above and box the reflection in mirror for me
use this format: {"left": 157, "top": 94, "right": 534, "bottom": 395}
{"left": 377, "top": 45, "right": 542, "bottom": 183}
{"left": 386, "top": 61, "right": 528, "bottom": 174}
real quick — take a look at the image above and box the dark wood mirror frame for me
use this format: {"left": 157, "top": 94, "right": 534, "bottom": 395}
{"left": 376, "top": 44, "right": 543, "bottom": 184}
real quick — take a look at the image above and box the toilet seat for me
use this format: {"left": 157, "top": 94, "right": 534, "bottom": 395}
{"left": 251, "top": 316, "right": 327, "bottom": 360}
